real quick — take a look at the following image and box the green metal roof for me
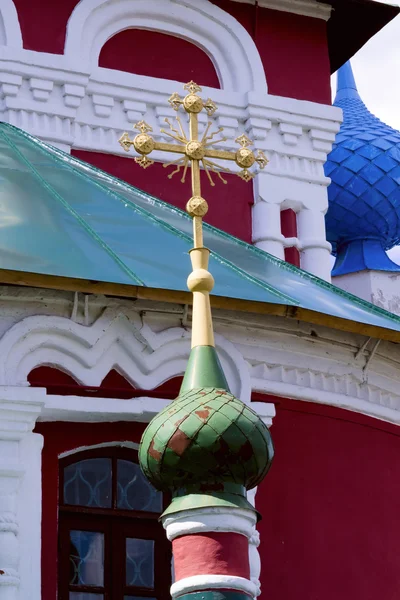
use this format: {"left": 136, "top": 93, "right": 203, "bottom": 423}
{"left": 1, "top": 122, "right": 400, "bottom": 339}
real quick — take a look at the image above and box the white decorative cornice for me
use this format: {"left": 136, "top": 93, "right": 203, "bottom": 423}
{"left": 0, "top": 307, "right": 252, "bottom": 404}
{"left": 228, "top": 0, "right": 332, "bottom": 20}
{"left": 0, "top": 288, "right": 399, "bottom": 427}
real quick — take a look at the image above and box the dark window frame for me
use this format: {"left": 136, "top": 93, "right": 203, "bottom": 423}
{"left": 58, "top": 446, "right": 171, "bottom": 600}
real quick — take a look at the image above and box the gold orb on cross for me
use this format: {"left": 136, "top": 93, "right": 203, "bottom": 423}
{"left": 134, "top": 133, "right": 155, "bottom": 155}
{"left": 183, "top": 94, "right": 204, "bottom": 113}
{"left": 186, "top": 195, "right": 209, "bottom": 217}
{"left": 186, "top": 140, "right": 206, "bottom": 160}
{"left": 235, "top": 147, "right": 256, "bottom": 169}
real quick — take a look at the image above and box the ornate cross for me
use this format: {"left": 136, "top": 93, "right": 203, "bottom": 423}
{"left": 119, "top": 81, "right": 268, "bottom": 248}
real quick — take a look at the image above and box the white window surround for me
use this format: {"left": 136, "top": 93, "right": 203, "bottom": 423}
{"left": 0, "top": 308, "right": 252, "bottom": 401}
{"left": 0, "top": 0, "right": 341, "bottom": 282}
{"left": 64, "top": 0, "right": 267, "bottom": 93}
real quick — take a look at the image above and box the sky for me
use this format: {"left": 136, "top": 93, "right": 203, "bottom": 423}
{"left": 330, "top": 10, "right": 400, "bottom": 264}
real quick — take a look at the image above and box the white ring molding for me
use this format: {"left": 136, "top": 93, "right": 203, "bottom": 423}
{"left": 0, "top": 0, "right": 342, "bottom": 280}
{"left": 171, "top": 574, "right": 258, "bottom": 599}
{"left": 162, "top": 507, "right": 257, "bottom": 541}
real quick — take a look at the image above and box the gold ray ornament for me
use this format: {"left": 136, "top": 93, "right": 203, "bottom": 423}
{"left": 119, "top": 81, "right": 268, "bottom": 248}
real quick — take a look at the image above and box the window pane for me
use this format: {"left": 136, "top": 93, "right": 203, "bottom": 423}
{"left": 70, "top": 595, "right": 103, "bottom": 600}
{"left": 70, "top": 530, "right": 104, "bottom": 586}
{"left": 117, "top": 459, "right": 162, "bottom": 512}
{"left": 64, "top": 458, "right": 112, "bottom": 508}
{"left": 126, "top": 538, "right": 154, "bottom": 588}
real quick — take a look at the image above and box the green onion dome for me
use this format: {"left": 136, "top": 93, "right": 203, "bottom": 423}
{"left": 139, "top": 347, "right": 274, "bottom": 497}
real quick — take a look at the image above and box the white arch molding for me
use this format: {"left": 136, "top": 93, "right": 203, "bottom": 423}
{"left": 64, "top": 0, "right": 267, "bottom": 93}
{"left": 0, "top": 308, "right": 252, "bottom": 403}
{"left": 0, "top": 0, "right": 22, "bottom": 47}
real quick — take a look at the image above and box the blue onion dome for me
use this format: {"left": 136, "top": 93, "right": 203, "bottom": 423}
{"left": 325, "top": 61, "right": 400, "bottom": 276}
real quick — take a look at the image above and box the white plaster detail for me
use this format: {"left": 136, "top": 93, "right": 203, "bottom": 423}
{"left": 41, "top": 393, "right": 275, "bottom": 426}
{"left": 171, "top": 574, "right": 258, "bottom": 599}
{"left": 42, "top": 394, "right": 172, "bottom": 423}
{"left": 279, "top": 122, "right": 303, "bottom": 147}
{"left": 64, "top": 0, "right": 267, "bottom": 93}
{"left": 334, "top": 271, "right": 400, "bottom": 318}
{"left": 92, "top": 93, "right": 114, "bottom": 117}
{"left": 247, "top": 332, "right": 400, "bottom": 425}
{"left": 59, "top": 440, "right": 140, "bottom": 459}
{"left": 0, "top": 386, "right": 45, "bottom": 600}
{"left": 29, "top": 78, "right": 54, "bottom": 102}
{"left": 0, "top": 307, "right": 252, "bottom": 403}
{"left": 163, "top": 506, "right": 257, "bottom": 541}
{"left": 62, "top": 83, "right": 86, "bottom": 109}
{"left": 0, "top": 0, "right": 22, "bottom": 48}
{"left": 228, "top": 0, "right": 332, "bottom": 20}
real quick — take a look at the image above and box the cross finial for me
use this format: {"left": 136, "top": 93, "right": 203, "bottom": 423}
{"left": 119, "top": 81, "right": 268, "bottom": 248}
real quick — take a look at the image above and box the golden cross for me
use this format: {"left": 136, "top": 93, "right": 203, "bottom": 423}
{"left": 119, "top": 81, "right": 268, "bottom": 248}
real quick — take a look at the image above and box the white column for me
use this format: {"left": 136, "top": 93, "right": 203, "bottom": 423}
{"left": 297, "top": 208, "right": 332, "bottom": 281}
{"left": 252, "top": 173, "right": 285, "bottom": 260}
{"left": 252, "top": 201, "right": 285, "bottom": 259}
{"left": 0, "top": 387, "right": 45, "bottom": 600}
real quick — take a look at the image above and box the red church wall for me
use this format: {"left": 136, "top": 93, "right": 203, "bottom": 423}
{"left": 256, "top": 397, "right": 400, "bottom": 600}
{"left": 211, "top": 1, "right": 331, "bottom": 104}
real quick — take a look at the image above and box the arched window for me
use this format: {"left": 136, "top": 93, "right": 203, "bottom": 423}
{"left": 58, "top": 447, "right": 171, "bottom": 600}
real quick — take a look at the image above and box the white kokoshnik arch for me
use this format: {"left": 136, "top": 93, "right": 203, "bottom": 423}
{"left": 0, "top": 0, "right": 22, "bottom": 48}
{"left": 64, "top": 0, "right": 268, "bottom": 93}
{"left": 0, "top": 307, "right": 252, "bottom": 402}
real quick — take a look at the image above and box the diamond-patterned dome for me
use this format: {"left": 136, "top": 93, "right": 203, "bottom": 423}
{"left": 139, "top": 346, "right": 274, "bottom": 504}
{"left": 325, "top": 61, "right": 400, "bottom": 276}
{"left": 139, "top": 386, "right": 273, "bottom": 492}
